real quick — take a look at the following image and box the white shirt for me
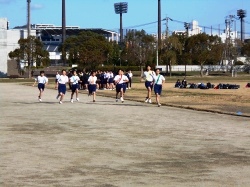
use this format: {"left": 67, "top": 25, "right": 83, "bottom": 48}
{"left": 114, "top": 75, "right": 128, "bottom": 84}
{"left": 128, "top": 72, "right": 133, "bottom": 78}
{"left": 70, "top": 75, "right": 80, "bottom": 84}
{"left": 104, "top": 73, "right": 109, "bottom": 79}
{"left": 56, "top": 74, "right": 60, "bottom": 80}
{"left": 109, "top": 73, "right": 114, "bottom": 78}
{"left": 88, "top": 76, "right": 97, "bottom": 84}
{"left": 36, "top": 76, "right": 48, "bottom": 84}
{"left": 143, "top": 71, "right": 155, "bottom": 82}
{"left": 153, "top": 74, "right": 165, "bottom": 85}
{"left": 58, "top": 75, "right": 69, "bottom": 84}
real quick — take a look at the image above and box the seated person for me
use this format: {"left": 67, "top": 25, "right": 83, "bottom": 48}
{"left": 175, "top": 79, "right": 182, "bottom": 88}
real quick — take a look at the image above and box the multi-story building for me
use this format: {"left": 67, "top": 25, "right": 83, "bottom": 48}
{"left": 14, "top": 23, "right": 119, "bottom": 65}
{"left": 0, "top": 18, "right": 36, "bottom": 77}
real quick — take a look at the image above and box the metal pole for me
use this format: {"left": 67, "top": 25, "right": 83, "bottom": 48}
{"left": 62, "top": 0, "right": 66, "bottom": 65}
{"left": 158, "top": 0, "right": 161, "bottom": 64}
{"left": 120, "top": 12, "right": 123, "bottom": 43}
{"left": 241, "top": 18, "right": 243, "bottom": 41}
{"left": 27, "top": 0, "right": 31, "bottom": 37}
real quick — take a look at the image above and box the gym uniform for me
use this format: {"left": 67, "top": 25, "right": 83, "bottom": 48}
{"left": 114, "top": 74, "right": 128, "bottom": 93}
{"left": 153, "top": 74, "right": 165, "bottom": 95}
{"left": 58, "top": 75, "right": 69, "bottom": 94}
{"left": 88, "top": 76, "right": 97, "bottom": 94}
{"left": 108, "top": 72, "right": 114, "bottom": 84}
{"left": 143, "top": 70, "right": 155, "bottom": 89}
{"left": 36, "top": 76, "right": 48, "bottom": 91}
{"left": 70, "top": 75, "right": 80, "bottom": 93}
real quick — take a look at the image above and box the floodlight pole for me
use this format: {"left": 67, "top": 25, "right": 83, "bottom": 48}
{"left": 237, "top": 9, "right": 246, "bottom": 42}
{"left": 114, "top": 2, "right": 128, "bottom": 45}
{"left": 120, "top": 12, "right": 123, "bottom": 43}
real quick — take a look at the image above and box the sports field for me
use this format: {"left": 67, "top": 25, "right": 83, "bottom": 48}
{"left": 0, "top": 83, "right": 250, "bottom": 186}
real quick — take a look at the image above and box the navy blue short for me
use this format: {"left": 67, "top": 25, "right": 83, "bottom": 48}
{"left": 116, "top": 84, "right": 124, "bottom": 93}
{"left": 108, "top": 78, "right": 114, "bottom": 84}
{"left": 154, "top": 84, "right": 162, "bottom": 95}
{"left": 145, "top": 81, "right": 153, "bottom": 89}
{"left": 58, "top": 84, "right": 67, "bottom": 94}
{"left": 88, "top": 84, "right": 97, "bottom": 94}
{"left": 71, "top": 84, "right": 79, "bottom": 92}
{"left": 123, "top": 83, "right": 127, "bottom": 93}
{"left": 38, "top": 83, "right": 45, "bottom": 91}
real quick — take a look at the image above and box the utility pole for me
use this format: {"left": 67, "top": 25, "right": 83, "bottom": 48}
{"left": 157, "top": 0, "right": 161, "bottom": 66}
{"left": 165, "top": 17, "right": 173, "bottom": 38}
{"left": 27, "top": 0, "right": 31, "bottom": 78}
{"left": 27, "top": 0, "right": 31, "bottom": 37}
{"left": 62, "top": 0, "right": 66, "bottom": 65}
{"left": 184, "top": 22, "right": 190, "bottom": 37}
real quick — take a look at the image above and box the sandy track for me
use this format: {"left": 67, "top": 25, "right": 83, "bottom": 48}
{"left": 0, "top": 83, "right": 250, "bottom": 187}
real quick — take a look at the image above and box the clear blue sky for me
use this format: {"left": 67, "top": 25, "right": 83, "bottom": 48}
{"left": 0, "top": 0, "right": 249, "bottom": 37}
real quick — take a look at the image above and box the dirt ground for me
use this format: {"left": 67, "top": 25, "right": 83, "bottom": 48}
{"left": 1, "top": 83, "right": 250, "bottom": 187}
{"left": 94, "top": 81, "right": 250, "bottom": 117}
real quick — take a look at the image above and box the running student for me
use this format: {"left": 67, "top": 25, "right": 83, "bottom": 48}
{"left": 153, "top": 68, "right": 165, "bottom": 107}
{"left": 141, "top": 65, "right": 155, "bottom": 103}
{"left": 55, "top": 69, "right": 69, "bottom": 104}
{"left": 70, "top": 70, "right": 81, "bottom": 103}
{"left": 88, "top": 71, "right": 97, "bottom": 102}
{"left": 114, "top": 69, "right": 129, "bottom": 103}
{"left": 33, "top": 70, "right": 48, "bottom": 102}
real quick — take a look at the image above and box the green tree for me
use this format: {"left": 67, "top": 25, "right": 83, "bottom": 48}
{"left": 61, "top": 31, "right": 112, "bottom": 70}
{"left": 9, "top": 36, "right": 50, "bottom": 78}
{"left": 161, "top": 35, "right": 182, "bottom": 76}
{"left": 124, "top": 30, "right": 156, "bottom": 73}
{"left": 242, "top": 42, "right": 250, "bottom": 57}
{"left": 186, "top": 33, "right": 223, "bottom": 77}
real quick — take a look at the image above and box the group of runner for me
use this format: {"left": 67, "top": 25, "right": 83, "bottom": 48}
{"left": 33, "top": 65, "right": 165, "bottom": 107}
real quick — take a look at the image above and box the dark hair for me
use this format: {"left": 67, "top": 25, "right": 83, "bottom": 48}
{"left": 40, "top": 71, "right": 45, "bottom": 74}
{"left": 146, "top": 64, "right": 151, "bottom": 69}
{"left": 61, "top": 69, "right": 66, "bottom": 72}
{"left": 155, "top": 68, "right": 160, "bottom": 71}
{"left": 91, "top": 70, "right": 96, "bottom": 75}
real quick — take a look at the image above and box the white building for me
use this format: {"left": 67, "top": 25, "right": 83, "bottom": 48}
{"left": 189, "top": 20, "right": 202, "bottom": 36}
{"left": 0, "top": 18, "right": 36, "bottom": 76}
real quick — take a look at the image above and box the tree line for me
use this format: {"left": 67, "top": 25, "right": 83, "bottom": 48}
{"left": 9, "top": 30, "right": 250, "bottom": 77}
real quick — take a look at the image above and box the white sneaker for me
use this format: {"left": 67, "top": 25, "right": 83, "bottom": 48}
{"left": 120, "top": 97, "right": 124, "bottom": 103}
{"left": 70, "top": 99, "right": 73, "bottom": 103}
{"left": 76, "top": 98, "right": 79, "bottom": 101}
{"left": 158, "top": 103, "right": 161, "bottom": 107}
{"left": 59, "top": 101, "right": 62, "bottom": 104}
{"left": 145, "top": 98, "right": 149, "bottom": 103}
{"left": 148, "top": 99, "right": 152, "bottom": 104}
{"left": 39, "top": 98, "right": 42, "bottom": 102}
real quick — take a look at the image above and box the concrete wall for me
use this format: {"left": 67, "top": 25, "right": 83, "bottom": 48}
{"left": 0, "top": 24, "right": 7, "bottom": 77}
{"left": 156, "top": 65, "right": 245, "bottom": 72}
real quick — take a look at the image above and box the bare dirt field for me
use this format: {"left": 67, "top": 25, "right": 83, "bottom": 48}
{"left": 0, "top": 83, "right": 250, "bottom": 187}
{"left": 95, "top": 80, "right": 250, "bottom": 117}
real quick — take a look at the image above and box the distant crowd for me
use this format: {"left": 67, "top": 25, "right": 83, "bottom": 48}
{"left": 57, "top": 70, "right": 133, "bottom": 91}
{"left": 174, "top": 79, "right": 249, "bottom": 89}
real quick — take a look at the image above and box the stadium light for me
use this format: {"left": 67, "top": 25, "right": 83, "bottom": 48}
{"left": 237, "top": 9, "right": 247, "bottom": 42}
{"left": 114, "top": 2, "right": 128, "bottom": 44}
